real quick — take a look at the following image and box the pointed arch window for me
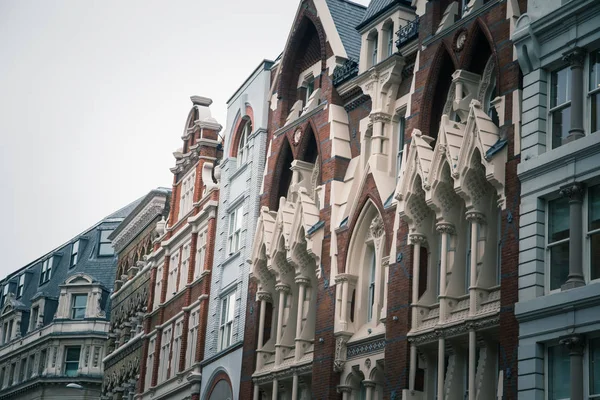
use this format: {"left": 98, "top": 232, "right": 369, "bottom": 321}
{"left": 367, "top": 246, "right": 376, "bottom": 323}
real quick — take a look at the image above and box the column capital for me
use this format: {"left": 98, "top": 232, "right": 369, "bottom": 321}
{"left": 362, "top": 380, "right": 377, "bottom": 388}
{"left": 295, "top": 276, "right": 311, "bottom": 286}
{"left": 336, "top": 385, "right": 353, "bottom": 394}
{"left": 562, "top": 47, "right": 586, "bottom": 68}
{"left": 436, "top": 222, "right": 455, "bottom": 235}
{"left": 559, "top": 334, "right": 585, "bottom": 355}
{"left": 370, "top": 112, "right": 392, "bottom": 124}
{"left": 465, "top": 211, "right": 486, "bottom": 224}
{"left": 409, "top": 233, "right": 428, "bottom": 246}
{"left": 560, "top": 182, "right": 585, "bottom": 202}
{"left": 275, "top": 283, "right": 290, "bottom": 293}
{"left": 256, "top": 291, "right": 272, "bottom": 303}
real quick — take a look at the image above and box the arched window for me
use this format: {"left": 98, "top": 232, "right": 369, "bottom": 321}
{"left": 384, "top": 21, "right": 395, "bottom": 57}
{"left": 237, "top": 118, "right": 251, "bottom": 167}
{"left": 368, "top": 30, "right": 379, "bottom": 68}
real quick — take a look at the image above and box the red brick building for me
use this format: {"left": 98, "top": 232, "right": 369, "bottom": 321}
{"left": 241, "top": 0, "right": 524, "bottom": 399}
{"left": 137, "top": 96, "right": 222, "bottom": 400}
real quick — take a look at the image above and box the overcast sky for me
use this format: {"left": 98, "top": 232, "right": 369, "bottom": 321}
{"left": 0, "top": 0, "right": 370, "bottom": 276}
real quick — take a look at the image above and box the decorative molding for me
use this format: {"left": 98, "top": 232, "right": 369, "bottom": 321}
{"left": 346, "top": 337, "right": 386, "bottom": 359}
{"left": 559, "top": 182, "right": 585, "bottom": 202}
{"left": 453, "top": 28, "right": 468, "bottom": 52}
{"left": 111, "top": 196, "right": 168, "bottom": 253}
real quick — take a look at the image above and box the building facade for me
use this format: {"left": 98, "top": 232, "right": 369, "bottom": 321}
{"left": 0, "top": 200, "right": 140, "bottom": 399}
{"left": 137, "top": 96, "right": 221, "bottom": 400}
{"left": 199, "top": 60, "right": 273, "bottom": 400}
{"left": 512, "top": 1, "right": 600, "bottom": 399}
{"left": 102, "top": 188, "right": 171, "bottom": 400}
{"left": 241, "top": 0, "right": 524, "bottom": 399}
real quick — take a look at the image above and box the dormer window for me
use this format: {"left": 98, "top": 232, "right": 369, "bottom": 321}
{"left": 40, "top": 258, "right": 53, "bottom": 285}
{"left": 29, "top": 306, "right": 39, "bottom": 331}
{"left": 98, "top": 230, "right": 115, "bottom": 257}
{"left": 16, "top": 275, "right": 24, "bottom": 299}
{"left": 71, "top": 294, "right": 87, "bottom": 319}
{"left": 70, "top": 240, "right": 80, "bottom": 267}
{"left": 237, "top": 119, "right": 251, "bottom": 167}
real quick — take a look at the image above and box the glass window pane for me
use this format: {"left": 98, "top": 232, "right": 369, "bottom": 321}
{"left": 589, "top": 185, "right": 600, "bottom": 231}
{"left": 549, "top": 197, "right": 570, "bottom": 242}
{"left": 551, "top": 106, "right": 571, "bottom": 149}
{"left": 100, "top": 230, "right": 112, "bottom": 242}
{"left": 591, "top": 233, "right": 600, "bottom": 281}
{"left": 550, "top": 241, "right": 569, "bottom": 290}
{"left": 591, "top": 338, "right": 600, "bottom": 395}
{"left": 549, "top": 345, "right": 570, "bottom": 399}
{"left": 592, "top": 92, "right": 600, "bottom": 134}
{"left": 227, "top": 293, "right": 235, "bottom": 321}
{"left": 99, "top": 243, "right": 114, "bottom": 256}
{"left": 552, "top": 67, "right": 570, "bottom": 107}
{"left": 590, "top": 50, "right": 600, "bottom": 92}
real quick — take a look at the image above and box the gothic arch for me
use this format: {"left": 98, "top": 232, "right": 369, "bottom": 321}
{"left": 229, "top": 104, "right": 255, "bottom": 158}
{"left": 460, "top": 18, "right": 497, "bottom": 76}
{"left": 269, "top": 136, "right": 295, "bottom": 211}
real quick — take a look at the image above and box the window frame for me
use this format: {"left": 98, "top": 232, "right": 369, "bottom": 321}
{"left": 39, "top": 257, "right": 53, "bottom": 285}
{"left": 588, "top": 50, "right": 600, "bottom": 134}
{"left": 304, "top": 76, "right": 315, "bottom": 105}
{"left": 30, "top": 306, "right": 39, "bottom": 331}
{"left": 186, "top": 308, "right": 200, "bottom": 368}
{"left": 386, "top": 23, "right": 395, "bottom": 57}
{"left": 227, "top": 205, "right": 244, "bottom": 255}
{"left": 195, "top": 228, "right": 208, "bottom": 280}
{"left": 367, "top": 245, "right": 376, "bottom": 323}
{"left": 70, "top": 240, "right": 80, "bottom": 267}
{"left": 372, "top": 34, "right": 379, "bottom": 67}
{"left": 237, "top": 119, "right": 252, "bottom": 167}
{"left": 98, "top": 229, "right": 115, "bottom": 257}
{"left": 178, "top": 169, "right": 197, "bottom": 220}
{"left": 71, "top": 293, "right": 87, "bottom": 320}
{"left": 64, "top": 346, "right": 81, "bottom": 377}
{"left": 145, "top": 335, "right": 156, "bottom": 389}
{"left": 16, "top": 275, "right": 25, "bottom": 299}
{"left": 546, "top": 196, "right": 571, "bottom": 293}
{"left": 396, "top": 115, "right": 406, "bottom": 182}
{"left": 218, "top": 290, "right": 236, "bottom": 351}
{"left": 548, "top": 65, "right": 572, "bottom": 150}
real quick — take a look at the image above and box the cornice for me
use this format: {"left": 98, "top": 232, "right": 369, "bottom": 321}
{"left": 111, "top": 197, "right": 168, "bottom": 254}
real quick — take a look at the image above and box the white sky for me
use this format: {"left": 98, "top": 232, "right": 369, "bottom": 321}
{"left": 0, "top": 0, "right": 370, "bottom": 276}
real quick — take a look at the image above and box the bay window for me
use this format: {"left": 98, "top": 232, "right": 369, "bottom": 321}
{"left": 548, "top": 197, "right": 570, "bottom": 291}
{"left": 550, "top": 66, "right": 571, "bottom": 149}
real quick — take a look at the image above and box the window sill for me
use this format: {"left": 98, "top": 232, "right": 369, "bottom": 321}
{"left": 222, "top": 250, "right": 242, "bottom": 267}
{"left": 229, "top": 161, "right": 249, "bottom": 181}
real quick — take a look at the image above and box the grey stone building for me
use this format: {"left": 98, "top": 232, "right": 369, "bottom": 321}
{"left": 0, "top": 199, "right": 140, "bottom": 399}
{"left": 199, "top": 60, "right": 273, "bottom": 400}
{"left": 513, "top": 0, "right": 600, "bottom": 399}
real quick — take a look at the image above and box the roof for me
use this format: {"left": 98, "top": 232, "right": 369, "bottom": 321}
{"left": 226, "top": 59, "right": 275, "bottom": 105}
{"left": 106, "top": 193, "right": 150, "bottom": 220}
{"left": 356, "top": 0, "right": 413, "bottom": 31}
{"left": 326, "top": 0, "right": 367, "bottom": 61}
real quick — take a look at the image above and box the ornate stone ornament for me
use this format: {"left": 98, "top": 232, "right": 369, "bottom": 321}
{"left": 293, "top": 128, "right": 302, "bottom": 146}
{"left": 453, "top": 28, "right": 468, "bottom": 52}
{"left": 369, "top": 215, "right": 385, "bottom": 239}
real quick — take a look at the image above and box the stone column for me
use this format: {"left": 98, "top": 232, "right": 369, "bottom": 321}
{"left": 468, "top": 329, "right": 476, "bottom": 400}
{"left": 436, "top": 222, "right": 455, "bottom": 322}
{"left": 363, "top": 380, "right": 376, "bottom": 400}
{"left": 337, "top": 386, "right": 352, "bottom": 400}
{"left": 437, "top": 337, "right": 446, "bottom": 400}
{"left": 275, "top": 283, "right": 290, "bottom": 366}
{"left": 294, "top": 277, "right": 309, "bottom": 360}
{"left": 409, "top": 234, "right": 427, "bottom": 327}
{"left": 560, "top": 183, "right": 586, "bottom": 290}
{"left": 563, "top": 48, "right": 586, "bottom": 143}
{"left": 292, "top": 373, "right": 299, "bottom": 400}
{"left": 465, "top": 212, "right": 485, "bottom": 313}
{"left": 256, "top": 291, "right": 271, "bottom": 350}
{"left": 560, "top": 335, "right": 585, "bottom": 400}
{"left": 253, "top": 384, "right": 260, "bottom": 400}
{"left": 272, "top": 379, "right": 279, "bottom": 400}
{"left": 409, "top": 343, "right": 418, "bottom": 391}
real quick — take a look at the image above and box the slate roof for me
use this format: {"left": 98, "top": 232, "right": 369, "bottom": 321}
{"left": 357, "top": 0, "right": 413, "bottom": 30}
{"left": 326, "top": 0, "right": 367, "bottom": 61}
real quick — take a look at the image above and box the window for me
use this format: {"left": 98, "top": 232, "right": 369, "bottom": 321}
{"left": 16, "top": 275, "right": 24, "bottom": 299}
{"left": 486, "top": 78, "right": 500, "bottom": 126}
{"left": 550, "top": 66, "right": 571, "bottom": 149}
{"left": 27, "top": 354, "right": 34, "bottom": 378}
{"left": 70, "top": 240, "right": 79, "bottom": 267}
{"left": 591, "top": 338, "right": 600, "bottom": 397}
{"left": 436, "top": 234, "right": 443, "bottom": 297}
{"left": 497, "top": 208, "right": 502, "bottom": 285}
{"left": 1, "top": 285, "right": 8, "bottom": 307}
{"left": 237, "top": 119, "right": 251, "bottom": 166}
{"left": 548, "top": 344, "right": 570, "bottom": 399}
{"left": 466, "top": 224, "right": 472, "bottom": 294}
{"left": 372, "top": 34, "right": 379, "bottom": 66}
{"left": 18, "top": 359, "right": 25, "bottom": 383}
{"left": 219, "top": 291, "right": 236, "bottom": 351}
{"left": 8, "top": 363, "right": 14, "bottom": 386}
{"left": 167, "top": 251, "right": 180, "bottom": 298}
{"left": 171, "top": 320, "right": 182, "bottom": 375}
{"left": 195, "top": 228, "right": 208, "bottom": 279}
{"left": 40, "top": 257, "right": 53, "bottom": 284}
{"left": 387, "top": 25, "right": 394, "bottom": 56}
{"left": 186, "top": 309, "right": 199, "bottom": 368}
{"left": 98, "top": 229, "right": 114, "bottom": 256}
{"left": 30, "top": 306, "right": 39, "bottom": 331}
{"left": 589, "top": 184, "right": 600, "bottom": 281}
{"left": 227, "top": 205, "right": 244, "bottom": 255}
{"left": 146, "top": 336, "right": 155, "bottom": 389}
{"left": 548, "top": 197, "right": 570, "bottom": 290}
{"left": 38, "top": 349, "right": 46, "bottom": 376}
{"left": 590, "top": 50, "right": 600, "bottom": 134}
{"left": 305, "top": 76, "right": 315, "bottom": 104}
{"left": 153, "top": 262, "right": 163, "bottom": 311}
{"left": 0, "top": 367, "right": 4, "bottom": 388}
{"left": 3, "top": 320, "right": 13, "bottom": 344}
{"left": 71, "top": 294, "right": 87, "bottom": 319}
{"left": 159, "top": 327, "right": 171, "bottom": 382}
{"left": 396, "top": 116, "right": 405, "bottom": 181}
{"left": 179, "top": 170, "right": 196, "bottom": 219}
{"left": 367, "top": 247, "right": 376, "bottom": 323}
{"left": 180, "top": 242, "right": 191, "bottom": 289}
{"left": 64, "top": 347, "right": 81, "bottom": 377}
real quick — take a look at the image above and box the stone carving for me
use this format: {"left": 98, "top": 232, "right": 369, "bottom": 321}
{"left": 369, "top": 215, "right": 385, "bottom": 239}
{"left": 333, "top": 336, "right": 348, "bottom": 372}
{"left": 560, "top": 182, "right": 585, "bottom": 201}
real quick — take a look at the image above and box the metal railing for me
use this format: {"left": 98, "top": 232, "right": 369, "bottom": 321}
{"left": 396, "top": 16, "right": 420, "bottom": 50}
